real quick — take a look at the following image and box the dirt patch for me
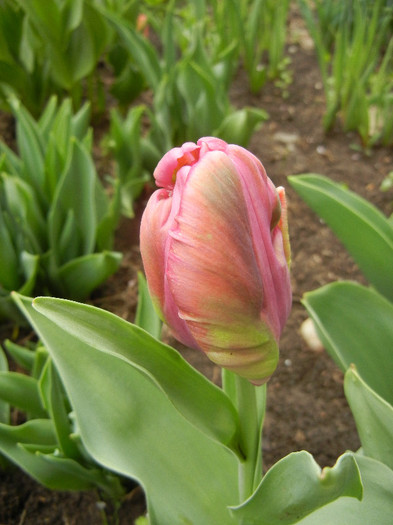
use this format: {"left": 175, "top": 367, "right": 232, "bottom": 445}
{"left": 1, "top": 17, "right": 393, "bottom": 525}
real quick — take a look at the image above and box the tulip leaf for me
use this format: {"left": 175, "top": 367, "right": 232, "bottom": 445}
{"left": 230, "top": 451, "right": 362, "bottom": 524}
{"left": 0, "top": 418, "right": 120, "bottom": 494}
{"left": 302, "top": 281, "right": 393, "bottom": 406}
{"left": 294, "top": 455, "right": 393, "bottom": 524}
{"left": 103, "top": 8, "right": 161, "bottom": 91}
{"left": 13, "top": 294, "right": 238, "bottom": 524}
{"left": 288, "top": 174, "right": 393, "bottom": 302}
{"left": 9, "top": 95, "right": 46, "bottom": 199}
{"left": 344, "top": 367, "right": 393, "bottom": 470}
{"left": 0, "top": 371, "right": 46, "bottom": 417}
{"left": 39, "top": 359, "right": 81, "bottom": 461}
{"left": 135, "top": 272, "right": 162, "bottom": 340}
{"left": 0, "top": 419, "right": 56, "bottom": 479}
{"left": 3, "top": 339, "right": 35, "bottom": 372}
{"left": 19, "top": 294, "right": 240, "bottom": 452}
{"left": 217, "top": 107, "right": 268, "bottom": 147}
{"left": 55, "top": 251, "right": 122, "bottom": 301}
{"left": 48, "top": 139, "right": 98, "bottom": 259}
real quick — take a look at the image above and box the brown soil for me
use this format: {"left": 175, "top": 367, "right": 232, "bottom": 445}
{"left": 1, "top": 12, "right": 393, "bottom": 525}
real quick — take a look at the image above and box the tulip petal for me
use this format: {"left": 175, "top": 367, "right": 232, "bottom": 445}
{"left": 140, "top": 187, "right": 199, "bottom": 349}
{"left": 227, "top": 146, "right": 292, "bottom": 338}
{"left": 166, "top": 151, "right": 279, "bottom": 383}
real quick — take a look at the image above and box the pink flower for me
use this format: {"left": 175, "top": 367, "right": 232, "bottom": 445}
{"left": 140, "top": 137, "right": 291, "bottom": 384}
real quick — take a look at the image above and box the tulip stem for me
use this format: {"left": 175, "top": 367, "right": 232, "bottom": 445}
{"left": 233, "top": 375, "right": 266, "bottom": 503}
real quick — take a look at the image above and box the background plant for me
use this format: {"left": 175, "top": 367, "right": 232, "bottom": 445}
{"left": 0, "top": 0, "right": 148, "bottom": 116}
{"left": 0, "top": 337, "right": 125, "bottom": 502}
{"left": 234, "top": 0, "right": 291, "bottom": 93}
{"left": 288, "top": 173, "right": 393, "bottom": 520}
{"left": 298, "top": 0, "right": 393, "bottom": 146}
{"left": 100, "top": 0, "right": 268, "bottom": 216}
{"left": 0, "top": 273, "right": 157, "bottom": 510}
{"left": 0, "top": 95, "right": 121, "bottom": 323}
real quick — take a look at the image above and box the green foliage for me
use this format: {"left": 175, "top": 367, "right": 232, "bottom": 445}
{"left": 230, "top": 451, "right": 362, "bottom": 524}
{"left": 103, "top": 2, "right": 268, "bottom": 150}
{"left": 99, "top": 1, "right": 268, "bottom": 213}
{"left": 303, "top": 282, "right": 393, "bottom": 406}
{"left": 290, "top": 172, "right": 393, "bottom": 522}
{"left": 0, "top": 274, "right": 158, "bottom": 498}
{"left": 0, "top": 340, "right": 124, "bottom": 498}
{"left": 299, "top": 0, "right": 393, "bottom": 146}
{"left": 8, "top": 293, "right": 374, "bottom": 524}
{"left": 234, "top": 0, "right": 291, "bottom": 93}
{"left": 0, "top": 0, "right": 144, "bottom": 115}
{"left": 0, "top": 96, "right": 121, "bottom": 323}
{"left": 288, "top": 174, "right": 393, "bottom": 302}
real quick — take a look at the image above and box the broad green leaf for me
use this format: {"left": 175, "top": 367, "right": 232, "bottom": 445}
{"left": 303, "top": 281, "right": 393, "bottom": 405}
{"left": 288, "top": 174, "right": 393, "bottom": 301}
{"left": 0, "top": 371, "right": 46, "bottom": 417}
{"left": 13, "top": 294, "right": 239, "bottom": 524}
{"left": 55, "top": 251, "right": 122, "bottom": 300}
{"left": 296, "top": 455, "right": 393, "bottom": 524}
{"left": 135, "top": 272, "right": 162, "bottom": 339}
{"left": 230, "top": 451, "right": 362, "bottom": 524}
{"left": 345, "top": 367, "right": 393, "bottom": 470}
{"left": 22, "top": 295, "right": 240, "bottom": 452}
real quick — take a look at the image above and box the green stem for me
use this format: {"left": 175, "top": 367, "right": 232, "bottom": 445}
{"left": 234, "top": 374, "right": 265, "bottom": 503}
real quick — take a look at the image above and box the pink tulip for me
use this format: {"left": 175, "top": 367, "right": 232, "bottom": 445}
{"left": 140, "top": 137, "right": 291, "bottom": 385}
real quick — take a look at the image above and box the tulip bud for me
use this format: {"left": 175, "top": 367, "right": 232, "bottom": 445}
{"left": 140, "top": 137, "right": 292, "bottom": 384}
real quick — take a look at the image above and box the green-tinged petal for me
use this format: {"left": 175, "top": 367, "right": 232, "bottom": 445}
{"left": 168, "top": 151, "right": 278, "bottom": 383}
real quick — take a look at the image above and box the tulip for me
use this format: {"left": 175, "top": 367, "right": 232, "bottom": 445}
{"left": 140, "top": 137, "right": 291, "bottom": 384}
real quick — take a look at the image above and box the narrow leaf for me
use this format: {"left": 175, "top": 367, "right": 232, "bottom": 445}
{"left": 135, "top": 272, "right": 162, "bottom": 339}
{"left": 0, "top": 371, "right": 46, "bottom": 417}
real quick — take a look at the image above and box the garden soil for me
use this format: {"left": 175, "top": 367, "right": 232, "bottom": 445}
{"left": 1, "top": 12, "right": 392, "bottom": 525}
